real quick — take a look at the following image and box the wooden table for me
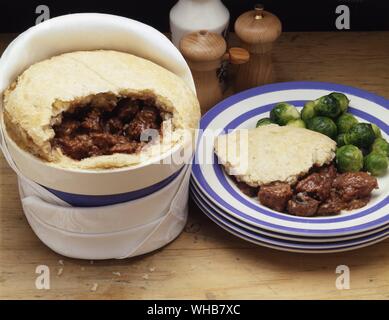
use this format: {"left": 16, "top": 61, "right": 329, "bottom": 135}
{"left": 0, "top": 32, "right": 388, "bottom": 300}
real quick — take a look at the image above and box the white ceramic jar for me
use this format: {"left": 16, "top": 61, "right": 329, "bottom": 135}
{"left": 170, "top": 0, "right": 230, "bottom": 47}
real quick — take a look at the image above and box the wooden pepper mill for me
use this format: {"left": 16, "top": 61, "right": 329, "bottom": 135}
{"left": 234, "top": 4, "right": 282, "bottom": 91}
{"left": 179, "top": 30, "right": 249, "bottom": 114}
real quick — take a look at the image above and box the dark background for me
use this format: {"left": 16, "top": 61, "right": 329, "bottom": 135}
{"left": 1, "top": 0, "right": 389, "bottom": 33}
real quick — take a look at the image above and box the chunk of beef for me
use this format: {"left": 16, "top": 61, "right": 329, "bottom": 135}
{"left": 126, "top": 106, "right": 161, "bottom": 140}
{"left": 81, "top": 109, "right": 102, "bottom": 131}
{"left": 345, "top": 197, "right": 371, "bottom": 210}
{"left": 54, "top": 134, "right": 98, "bottom": 160}
{"left": 110, "top": 141, "right": 141, "bottom": 154}
{"left": 105, "top": 117, "right": 124, "bottom": 134}
{"left": 116, "top": 98, "right": 140, "bottom": 121}
{"left": 316, "top": 190, "right": 344, "bottom": 216}
{"left": 53, "top": 119, "right": 80, "bottom": 137}
{"left": 287, "top": 192, "right": 320, "bottom": 217}
{"left": 89, "top": 133, "right": 119, "bottom": 149}
{"left": 296, "top": 172, "right": 332, "bottom": 201}
{"left": 333, "top": 172, "right": 378, "bottom": 201}
{"left": 317, "top": 163, "right": 337, "bottom": 180}
{"left": 258, "top": 182, "right": 292, "bottom": 212}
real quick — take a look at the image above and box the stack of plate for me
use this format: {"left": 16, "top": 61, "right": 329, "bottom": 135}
{"left": 191, "top": 81, "right": 389, "bottom": 253}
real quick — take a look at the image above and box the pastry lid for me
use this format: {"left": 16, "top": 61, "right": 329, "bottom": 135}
{"left": 179, "top": 30, "right": 226, "bottom": 62}
{"left": 234, "top": 4, "right": 282, "bottom": 45}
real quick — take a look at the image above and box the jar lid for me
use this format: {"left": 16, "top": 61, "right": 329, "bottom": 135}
{"left": 234, "top": 4, "right": 282, "bottom": 45}
{"left": 179, "top": 30, "right": 226, "bottom": 62}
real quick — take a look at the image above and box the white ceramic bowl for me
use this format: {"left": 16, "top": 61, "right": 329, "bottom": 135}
{"left": 0, "top": 13, "right": 196, "bottom": 198}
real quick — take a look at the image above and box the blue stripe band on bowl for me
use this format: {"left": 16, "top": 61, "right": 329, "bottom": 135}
{"left": 45, "top": 165, "right": 185, "bottom": 207}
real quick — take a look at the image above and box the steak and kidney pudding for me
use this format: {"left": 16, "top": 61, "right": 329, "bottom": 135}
{"left": 3, "top": 50, "right": 200, "bottom": 169}
{"left": 214, "top": 125, "right": 378, "bottom": 217}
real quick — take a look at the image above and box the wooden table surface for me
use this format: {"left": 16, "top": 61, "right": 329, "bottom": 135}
{"left": 0, "top": 32, "right": 388, "bottom": 300}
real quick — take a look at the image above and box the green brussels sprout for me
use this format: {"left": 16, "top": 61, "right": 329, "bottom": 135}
{"left": 286, "top": 119, "right": 306, "bottom": 128}
{"left": 371, "top": 137, "right": 389, "bottom": 157}
{"left": 314, "top": 95, "right": 342, "bottom": 118}
{"left": 336, "top": 133, "right": 346, "bottom": 147}
{"left": 256, "top": 118, "right": 273, "bottom": 127}
{"left": 371, "top": 123, "right": 382, "bottom": 138}
{"left": 301, "top": 101, "right": 316, "bottom": 123}
{"left": 270, "top": 103, "right": 300, "bottom": 126}
{"left": 307, "top": 116, "right": 337, "bottom": 139}
{"left": 364, "top": 152, "right": 388, "bottom": 176}
{"left": 336, "top": 113, "right": 358, "bottom": 134}
{"left": 329, "top": 92, "right": 349, "bottom": 113}
{"left": 344, "top": 123, "right": 376, "bottom": 149}
{"left": 336, "top": 145, "right": 364, "bottom": 173}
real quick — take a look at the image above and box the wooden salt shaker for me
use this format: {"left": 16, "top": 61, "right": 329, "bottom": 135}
{"left": 179, "top": 30, "right": 249, "bottom": 114}
{"left": 234, "top": 4, "right": 281, "bottom": 91}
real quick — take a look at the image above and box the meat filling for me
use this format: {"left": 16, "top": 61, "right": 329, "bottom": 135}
{"left": 332, "top": 172, "right": 378, "bottom": 201}
{"left": 232, "top": 163, "right": 378, "bottom": 217}
{"left": 295, "top": 165, "right": 336, "bottom": 201}
{"left": 52, "top": 97, "right": 166, "bottom": 160}
{"left": 287, "top": 193, "right": 320, "bottom": 217}
{"left": 258, "top": 182, "right": 293, "bottom": 212}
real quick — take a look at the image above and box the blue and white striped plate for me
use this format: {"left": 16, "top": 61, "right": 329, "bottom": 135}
{"left": 191, "top": 178, "right": 388, "bottom": 243}
{"left": 191, "top": 185, "right": 389, "bottom": 253}
{"left": 190, "top": 185, "right": 389, "bottom": 252}
{"left": 192, "top": 81, "right": 389, "bottom": 238}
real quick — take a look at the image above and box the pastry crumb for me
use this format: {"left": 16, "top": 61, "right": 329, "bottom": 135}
{"left": 57, "top": 267, "right": 63, "bottom": 276}
{"left": 90, "top": 283, "right": 98, "bottom": 292}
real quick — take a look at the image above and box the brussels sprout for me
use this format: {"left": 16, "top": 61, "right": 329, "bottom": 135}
{"left": 270, "top": 103, "right": 300, "bottom": 126}
{"left": 336, "top": 145, "right": 364, "bottom": 173}
{"left": 371, "top": 137, "right": 389, "bottom": 157}
{"left": 329, "top": 92, "right": 349, "bottom": 113}
{"left": 301, "top": 101, "right": 316, "bottom": 123}
{"left": 371, "top": 123, "right": 382, "bottom": 138}
{"left": 314, "top": 95, "right": 342, "bottom": 118}
{"left": 286, "top": 119, "right": 306, "bottom": 128}
{"left": 364, "top": 152, "right": 388, "bottom": 176}
{"left": 336, "top": 113, "right": 358, "bottom": 134}
{"left": 256, "top": 118, "right": 273, "bottom": 127}
{"left": 344, "top": 123, "right": 376, "bottom": 149}
{"left": 307, "top": 116, "right": 337, "bottom": 139}
{"left": 336, "top": 133, "right": 346, "bottom": 147}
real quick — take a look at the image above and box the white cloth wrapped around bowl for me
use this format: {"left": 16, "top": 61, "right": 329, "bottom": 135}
{"left": 18, "top": 166, "right": 191, "bottom": 260}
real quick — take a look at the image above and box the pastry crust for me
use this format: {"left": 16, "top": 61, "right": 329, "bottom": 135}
{"left": 214, "top": 124, "right": 337, "bottom": 187}
{"left": 3, "top": 50, "right": 200, "bottom": 169}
